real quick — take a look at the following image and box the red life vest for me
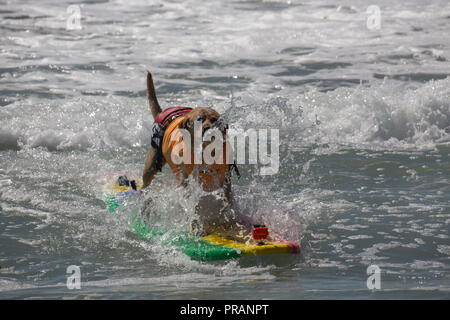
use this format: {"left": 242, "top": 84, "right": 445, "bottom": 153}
{"left": 154, "top": 107, "right": 193, "bottom": 127}
{"left": 151, "top": 107, "right": 193, "bottom": 171}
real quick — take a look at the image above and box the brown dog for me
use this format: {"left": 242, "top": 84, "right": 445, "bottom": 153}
{"left": 142, "top": 71, "right": 235, "bottom": 206}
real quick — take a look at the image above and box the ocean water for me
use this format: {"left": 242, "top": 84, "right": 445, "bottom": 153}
{"left": 1, "top": 0, "right": 449, "bottom": 299}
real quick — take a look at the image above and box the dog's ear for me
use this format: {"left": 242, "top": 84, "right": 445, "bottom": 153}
{"left": 179, "top": 108, "right": 205, "bottom": 130}
{"left": 179, "top": 115, "right": 193, "bottom": 130}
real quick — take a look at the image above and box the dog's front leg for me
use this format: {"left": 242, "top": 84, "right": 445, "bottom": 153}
{"left": 142, "top": 146, "right": 165, "bottom": 189}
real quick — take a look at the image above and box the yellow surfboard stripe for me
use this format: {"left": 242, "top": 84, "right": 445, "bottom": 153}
{"left": 109, "top": 182, "right": 143, "bottom": 193}
{"left": 201, "top": 234, "right": 293, "bottom": 256}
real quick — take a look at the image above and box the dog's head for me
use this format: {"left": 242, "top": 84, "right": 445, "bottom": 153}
{"left": 178, "top": 107, "right": 229, "bottom": 162}
{"left": 179, "top": 107, "right": 228, "bottom": 140}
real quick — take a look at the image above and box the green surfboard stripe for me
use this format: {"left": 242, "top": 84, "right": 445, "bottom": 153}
{"left": 107, "top": 196, "right": 241, "bottom": 261}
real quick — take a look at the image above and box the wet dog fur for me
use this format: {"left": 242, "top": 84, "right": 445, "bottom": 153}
{"left": 142, "top": 71, "right": 235, "bottom": 234}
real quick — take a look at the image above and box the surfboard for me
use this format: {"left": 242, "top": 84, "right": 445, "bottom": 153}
{"left": 104, "top": 178, "right": 300, "bottom": 261}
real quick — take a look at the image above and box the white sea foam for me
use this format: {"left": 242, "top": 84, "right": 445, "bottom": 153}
{"left": 1, "top": 77, "right": 448, "bottom": 154}
{"left": 1, "top": 0, "right": 449, "bottom": 299}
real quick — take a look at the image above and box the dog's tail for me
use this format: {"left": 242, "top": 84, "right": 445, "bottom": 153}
{"left": 147, "top": 71, "right": 162, "bottom": 119}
